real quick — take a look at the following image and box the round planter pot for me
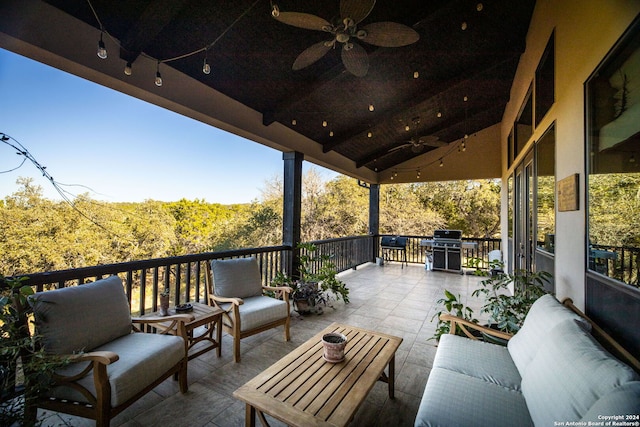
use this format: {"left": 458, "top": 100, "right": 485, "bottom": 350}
{"left": 322, "top": 332, "right": 347, "bottom": 363}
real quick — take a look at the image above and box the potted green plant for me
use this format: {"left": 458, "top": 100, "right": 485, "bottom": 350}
{"left": 270, "top": 243, "right": 349, "bottom": 314}
{"left": 472, "top": 268, "right": 551, "bottom": 338}
{"left": 1, "top": 276, "right": 69, "bottom": 426}
{"left": 430, "top": 264, "right": 552, "bottom": 344}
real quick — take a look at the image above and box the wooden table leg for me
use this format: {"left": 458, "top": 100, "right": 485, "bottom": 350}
{"left": 388, "top": 354, "right": 396, "bottom": 399}
{"left": 245, "top": 404, "right": 256, "bottom": 427}
{"left": 216, "top": 315, "right": 222, "bottom": 357}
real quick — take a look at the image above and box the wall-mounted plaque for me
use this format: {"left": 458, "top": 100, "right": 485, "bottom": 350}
{"left": 558, "top": 173, "right": 579, "bottom": 211}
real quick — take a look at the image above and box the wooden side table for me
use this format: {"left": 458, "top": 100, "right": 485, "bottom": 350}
{"left": 141, "top": 302, "right": 224, "bottom": 360}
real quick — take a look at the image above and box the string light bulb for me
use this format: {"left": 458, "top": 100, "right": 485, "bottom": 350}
{"left": 439, "top": 158, "right": 444, "bottom": 167}
{"left": 437, "top": 110, "right": 442, "bottom": 118}
{"left": 367, "top": 131, "right": 373, "bottom": 138}
{"left": 291, "top": 119, "right": 297, "bottom": 126}
{"left": 202, "top": 51, "right": 211, "bottom": 75}
{"left": 155, "top": 62, "right": 163, "bottom": 87}
{"left": 405, "top": 124, "right": 410, "bottom": 131}
{"left": 97, "top": 31, "right": 107, "bottom": 59}
{"left": 369, "top": 103, "right": 375, "bottom": 112}
{"left": 462, "top": 141, "right": 467, "bottom": 151}
{"left": 461, "top": 22, "right": 468, "bottom": 31}
{"left": 271, "top": 3, "right": 280, "bottom": 18}
{"left": 124, "top": 62, "right": 132, "bottom": 76}
{"left": 413, "top": 71, "right": 419, "bottom": 79}
{"left": 329, "top": 130, "right": 334, "bottom": 137}
{"left": 322, "top": 120, "right": 327, "bottom": 127}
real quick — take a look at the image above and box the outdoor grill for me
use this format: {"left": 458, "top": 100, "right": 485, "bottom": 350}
{"left": 431, "top": 230, "right": 463, "bottom": 273}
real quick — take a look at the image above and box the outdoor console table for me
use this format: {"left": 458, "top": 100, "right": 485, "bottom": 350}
{"left": 233, "top": 323, "right": 402, "bottom": 427}
{"left": 140, "top": 301, "right": 223, "bottom": 360}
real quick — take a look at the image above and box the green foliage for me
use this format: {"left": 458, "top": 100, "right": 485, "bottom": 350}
{"left": 430, "top": 290, "right": 478, "bottom": 341}
{"left": 472, "top": 269, "right": 551, "bottom": 334}
{"left": 1, "top": 276, "right": 69, "bottom": 426}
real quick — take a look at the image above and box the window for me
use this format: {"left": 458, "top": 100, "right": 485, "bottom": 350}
{"left": 535, "top": 32, "right": 555, "bottom": 126}
{"left": 536, "top": 124, "right": 555, "bottom": 253}
{"left": 586, "top": 18, "right": 640, "bottom": 288}
{"left": 515, "top": 86, "right": 533, "bottom": 158}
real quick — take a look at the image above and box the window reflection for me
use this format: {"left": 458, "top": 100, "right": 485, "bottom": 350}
{"left": 587, "top": 22, "right": 640, "bottom": 288}
{"left": 536, "top": 125, "right": 555, "bottom": 253}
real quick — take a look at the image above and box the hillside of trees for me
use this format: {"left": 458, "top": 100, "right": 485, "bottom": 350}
{"left": 0, "top": 171, "right": 501, "bottom": 276}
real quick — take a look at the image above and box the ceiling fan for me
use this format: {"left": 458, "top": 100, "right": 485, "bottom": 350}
{"left": 272, "top": 0, "right": 420, "bottom": 77}
{"left": 389, "top": 135, "right": 447, "bottom": 153}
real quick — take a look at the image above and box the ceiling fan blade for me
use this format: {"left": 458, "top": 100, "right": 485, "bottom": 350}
{"left": 420, "top": 136, "right": 447, "bottom": 147}
{"left": 340, "top": 0, "right": 376, "bottom": 25}
{"left": 360, "top": 22, "right": 420, "bottom": 47}
{"left": 341, "top": 42, "right": 369, "bottom": 77}
{"left": 388, "top": 143, "right": 411, "bottom": 153}
{"left": 293, "top": 41, "right": 333, "bottom": 70}
{"left": 274, "top": 12, "right": 331, "bottom": 31}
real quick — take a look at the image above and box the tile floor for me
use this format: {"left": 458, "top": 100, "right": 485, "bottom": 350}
{"left": 38, "top": 262, "right": 486, "bottom": 427}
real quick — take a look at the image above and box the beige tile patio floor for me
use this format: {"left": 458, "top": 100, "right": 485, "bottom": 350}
{"left": 38, "top": 262, "right": 486, "bottom": 427}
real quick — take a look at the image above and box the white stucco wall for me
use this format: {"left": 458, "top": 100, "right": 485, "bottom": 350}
{"left": 501, "top": 0, "right": 640, "bottom": 309}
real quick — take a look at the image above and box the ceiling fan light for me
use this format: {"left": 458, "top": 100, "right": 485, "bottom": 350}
{"left": 356, "top": 29, "right": 367, "bottom": 39}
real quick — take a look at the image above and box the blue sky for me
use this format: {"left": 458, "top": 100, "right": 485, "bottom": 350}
{"left": 0, "top": 48, "right": 336, "bottom": 204}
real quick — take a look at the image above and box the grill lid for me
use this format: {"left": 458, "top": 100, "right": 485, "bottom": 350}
{"left": 433, "top": 229, "right": 462, "bottom": 240}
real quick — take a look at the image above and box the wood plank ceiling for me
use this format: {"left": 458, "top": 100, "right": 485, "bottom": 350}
{"left": 42, "top": 0, "right": 535, "bottom": 174}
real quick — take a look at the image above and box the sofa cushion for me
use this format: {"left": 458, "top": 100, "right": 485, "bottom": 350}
{"left": 521, "top": 319, "right": 640, "bottom": 426}
{"left": 49, "top": 332, "right": 185, "bottom": 407}
{"left": 220, "top": 295, "right": 288, "bottom": 332}
{"left": 435, "top": 334, "right": 522, "bottom": 391}
{"left": 211, "top": 257, "right": 263, "bottom": 299}
{"left": 415, "top": 367, "right": 532, "bottom": 427}
{"left": 31, "top": 276, "right": 132, "bottom": 354}
{"left": 507, "top": 294, "right": 591, "bottom": 374}
{"left": 580, "top": 382, "right": 640, "bottom": 423}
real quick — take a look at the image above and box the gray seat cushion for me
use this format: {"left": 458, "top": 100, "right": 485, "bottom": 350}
{"left": 415, "top": 367, "right": 532, "bottom": 427}
{"left": 49, "top": 332, "right": 185, "bottom": 407}
{"left": 211, "top": 257, "right": 263, "bottom": 299}
{"left": 31, "top": 276, "right": 132, "bottom": 354}
{"left": 220, "top": 295, "right": 288, "bottom": 332}
{"left": 435, "top": 334, "right": 522, "bottom": 391}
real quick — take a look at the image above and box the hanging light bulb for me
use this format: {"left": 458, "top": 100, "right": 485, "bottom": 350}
{"left": 271, "top": 3, "right": 280, "bottom": 18}
{"left": 329, "top": 130, "right": 334, "bottom": 137}
{"left": 405, "top": 124, "right": 410, "bottom": 131}
{"left": 439, "top": 159, "right": 444, "bottom": 167}
{"left": 477, "top": 3, "right": 484, "bottom": 12}
{"left": 367, "top": 131, "right": 373, "bottom": 138}
{"left": 463, "top": 96, "right": 468, "bottom": 102}
{"left": 155, "top": 62, "right": 163, "bottom": 87}
{"left": 461, "top": 22, "right": 468, "bottom": 31}
{"left": 369, "top": 103, "right": 375, "bottom": 112}
{"left": 462, "top": 141, "right": 467, "bottom": 152}
{"left": 291, "top": 119, "right": 297, "bottom": 126}
{"left": 202, "top": 52, "right": 211, "bottom": 75}
{"left": 97, "top": 31, "right": 107, "bottom": 59}
{"left": 322, "top": 120, "right": 328, "bottom": 127}
{"left": 413, "top": 71, "right": 419, "bottom": 79}
{"left": 416, "top": 170, "right": 421, "bottom": 178}
{"left": 437, "top": 110, "right": 442, "bottom": 118}
{"left": 124, "top": 62, "right": 132, "bottom": 76}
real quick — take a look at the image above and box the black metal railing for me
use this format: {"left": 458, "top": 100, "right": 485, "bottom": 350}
{"left": 5, "top": 234, "right": 500, "bottom": 316}
{"left": 15, "top": 246, "right": 290, "bottom": 316}
{"left": 378, "top": 234, "right": 501, "bottom": 267}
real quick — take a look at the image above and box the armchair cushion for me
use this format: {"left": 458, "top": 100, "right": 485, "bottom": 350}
{"left": 211, "top": 257, "right": 263, "bottom": 299}
{"left": 31, "top": 276, "right": 132, "bottom": 354}
{"left": 221, "top": 296, "right": 289, "bottom": 332}
{"left": 50, "top": 332, "right": 185, "bottom": 407}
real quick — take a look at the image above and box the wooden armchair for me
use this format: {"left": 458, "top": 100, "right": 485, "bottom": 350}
{"left": 205, "top": 257, "right": 292, "bottom": 363}
{"left": 27, "top": 276, "right": 193, "bottom": 427}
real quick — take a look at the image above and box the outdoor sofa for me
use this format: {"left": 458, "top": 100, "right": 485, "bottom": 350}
{"left": 415, "top": 294, "right": 640, "bottom": 427}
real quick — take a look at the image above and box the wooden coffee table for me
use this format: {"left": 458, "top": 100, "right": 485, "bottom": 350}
{"left": 233, "top": 323, "right": 402, "bottom": 427}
